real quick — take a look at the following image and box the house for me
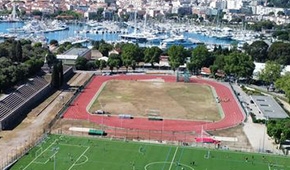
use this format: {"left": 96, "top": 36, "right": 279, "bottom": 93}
{"left": 201, "top": 67, "right": 211, "bottom": 76}
{"left": 91, "top": 50, "right": 103, "bottom": 60}
{"left": 108, "top": 49, "right": 121, "bottom": 56}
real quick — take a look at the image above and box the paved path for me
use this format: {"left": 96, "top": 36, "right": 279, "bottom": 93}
{"left": 230, "top": 83, "right": 283, "bottom": 154}
{"left": 243, "top": 119, "right": 282, "bottom": 154}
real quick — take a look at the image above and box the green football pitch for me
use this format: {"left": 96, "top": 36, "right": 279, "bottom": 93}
{"left": 11, "top": 134, "right": 290, "bottom": 170}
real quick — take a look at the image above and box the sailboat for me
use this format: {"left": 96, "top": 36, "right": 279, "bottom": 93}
{"left": 1, "top": 0, "right": 21, "bottom": 22}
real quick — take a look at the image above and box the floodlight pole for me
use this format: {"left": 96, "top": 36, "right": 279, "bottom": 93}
{"left": 201, "top": 125, "right": 204, "bottom": 147}
{"left": 262, "top": 116, "right": 268, "bottom": 153}
{"left": 101, "top": 115, "right": 104, "bottom": 131}
{"left": 54, "top": 154, "right": 56, "bottom": 170}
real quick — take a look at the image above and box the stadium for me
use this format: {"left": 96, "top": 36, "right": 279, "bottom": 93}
{"left": 8, "top": 74, "right": 290, "bottom": 170}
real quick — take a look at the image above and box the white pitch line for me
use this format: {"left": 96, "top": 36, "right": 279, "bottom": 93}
{"left": 34, "top": 151, "right": 59, "bottom": 165}
{"left": 23, "top": 139, "right": 57, "bottom": 170}
{"left": 68, "top": 146, "right": 90, "bottom": 170}
{"left": 168, "top": 147, "right": 179, "bottom": 170}
{"left": 59, "top": 143, "right": 89, "bottom": 148}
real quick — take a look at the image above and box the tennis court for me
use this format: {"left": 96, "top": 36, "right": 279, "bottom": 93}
{"left": 11, "top": 134, "right": 290, "bottom": 170}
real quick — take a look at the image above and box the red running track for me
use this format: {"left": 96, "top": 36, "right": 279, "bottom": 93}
{"left": 63, "top": 75, "right": 245, "bottom": 134}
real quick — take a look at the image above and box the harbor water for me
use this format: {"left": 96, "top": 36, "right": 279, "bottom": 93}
{"left": 0, "top": 22, "right": 235, "bottom": 48}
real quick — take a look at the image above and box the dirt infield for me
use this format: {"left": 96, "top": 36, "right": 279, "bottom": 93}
{"left": 89, "top": 80, "right": 220, "bottom": 121}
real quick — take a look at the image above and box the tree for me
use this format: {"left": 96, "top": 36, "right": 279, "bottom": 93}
{"left": 210, "top": 65, "right": 219, "bottom": 77}
{"left": 167, "top": 45, "right": 187, "bottom": 71}
{"left": 0, "top": 46, "right": 9, "bottom": 58}
{"left": 49, "top": 39, "right": 59, "bottom": 46}
{"left": 267, "top": 119, "right": 290, "bottom": 144}
{"left": 75, "top": 57, "right": 88, "bottom": 70}
{"left": 95, "top": 60, "right": 100, "bottom": 69}
{"left": 278, "top": 34, "right": 289, "bottom": 41}
{"left": 25, "top": 59, "right": 44, "bottom": 75}
{"left": 246, "top": 41, "right": 269, "bottom": 62}
{"left": 57, "top": 46, "right": 66, "bottom": 54}
{"left": 121, "top": 44, "right": 142, "bottom": 69}
{"left": 99, "top": 43, "right": 113, "bottom": 57}
{"left": 259, "top": 61, "right": 281, "bottom": 84}
{"left": 0, "top": 57, "right": 13, "bottom": 91}
{"left": 92, "top": 41, "right": 101, "bottom": 50}
{"left": 46, "top": 52, "right": 57, "bottom": 69}
{"left": 10, "top": 41, "right": 17, "bottom": 61}
{"left": 0, "top": 39, "right": 49, "bottom": 91}
{"left": 189, "top": 45, "right": 214, "bottom": 74}
{"left": 268, "top": 42, "right": 290, "bottom": 65}
{"left": 223, "top": 52, "right": 255, "bottom": 79}
{"left": 213, "top": 55, "right": 225, "bottom": 69}
{"left": 107, "top": 59, "right": 116, "bottom": 72}
{"left": 131, "top": 60, "right": 137, "bottom": 70}
{"left": 144, "top": 47, "right": 162, "bottom": 66}
{"left": 99, "top": 60, "right": 107, "bottom": 72}
{"left": 186, "top": 62, "right": 195, "bottom": 73}
{"left": 34, "top": 42, "right": 42, "bottom": 48}
{"left": 275, "top": 72, "right": 290, "bottom": 101}
{"left": 111, "top": 54, "right": 122, "bottom": 70}
{"left": 123, "top": 59, "right": 131, "bottom": 72}
{"left": 277, "top": 11, "right": 285, "bottom": 16}
{"left": 58, "top": 61, "right": 64, "bottom": 87}
{"left": 32, "top": 10, "right": 43, "bottom": 16}
{"left": 51, "top": 63, "right": 60, "bottom": 88}
{"left": 22, "top": 44, "right": 33, "bottom": 61}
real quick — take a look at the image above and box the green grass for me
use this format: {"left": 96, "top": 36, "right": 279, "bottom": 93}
{"left": 11, "top": 134, "right": 290, "bottom": 170}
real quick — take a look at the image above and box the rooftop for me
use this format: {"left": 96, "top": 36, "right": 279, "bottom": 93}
{"left": 57, "top": 48, "right": 90, "bottom": 60}
{"left": 251, "top": 95, "right": 289, "bottom": 119}
{"left": 63, "top": 48, "right": 90, "bottom": 56}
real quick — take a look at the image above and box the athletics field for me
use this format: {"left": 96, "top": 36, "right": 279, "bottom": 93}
{"left": 11, "top": 134, "right": 290, "bottom": 170}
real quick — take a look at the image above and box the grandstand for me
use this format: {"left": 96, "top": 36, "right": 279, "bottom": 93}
{"left": 0, "top": 66, "right": 74, "bottom": 130}
{"left": 0, "top": 77, "right": 50, "bottom": 130}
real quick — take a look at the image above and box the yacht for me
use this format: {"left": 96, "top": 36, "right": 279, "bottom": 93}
{"left": 8, "top": 20, "right": 68, "bottom": 33}
{"left": 59, "top": 36, "right": 91, "bottom": 45}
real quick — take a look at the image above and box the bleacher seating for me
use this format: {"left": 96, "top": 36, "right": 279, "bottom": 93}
{"left": 0, "top": 104, "right": 10, "bottom": 119}
{"left": 0, "top": 77, "right": 49, "bottom": 120}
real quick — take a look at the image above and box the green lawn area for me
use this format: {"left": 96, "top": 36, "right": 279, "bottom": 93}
{"left": 11, "top": 134, "right": 290, "bottom": 170}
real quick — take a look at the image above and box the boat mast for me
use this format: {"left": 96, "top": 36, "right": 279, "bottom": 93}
{"left": 143, "top": 11, "right": 147, "bottom": 33}
{"left": 134, "top": 11, "right": 137, "bottom": 35}
{"left": 12, "top": 0, "right": 17, "bottom": 21}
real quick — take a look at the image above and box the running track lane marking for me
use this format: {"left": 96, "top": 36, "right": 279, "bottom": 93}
{"left": 168, "top": 147, "right": 179, "bottom": 170}
{"left": 23, "top": 139, "right": 57, "bottom": 170}
{"left": 68, "top": 146, "right": 90, "bottom": 170}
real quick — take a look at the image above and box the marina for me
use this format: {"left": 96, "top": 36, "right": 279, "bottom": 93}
{"left": 0, "top": 19, "right": 263, "bottom": 49}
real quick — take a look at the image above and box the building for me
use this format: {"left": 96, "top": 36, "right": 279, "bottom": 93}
{"left": 227, "top": 0, "right": 243, "bottom": 10}
{"left": 251, "top": 95, "right": 289, "bottom": 119}
{"left": 254, "top": 5, "right": 285, "bottom": 15}
{"left": 252, "top": 62, "right": 290, "bottom": 80}
{"left": 56, "top": 48, "right": 91, "bottom": 65}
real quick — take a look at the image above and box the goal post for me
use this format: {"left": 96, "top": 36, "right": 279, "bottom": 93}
{"left": 145, "top": 109, "right": 161, "bottom": 117}
{"left": 177, "top": 71, "right": 190, "bottom": 83}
